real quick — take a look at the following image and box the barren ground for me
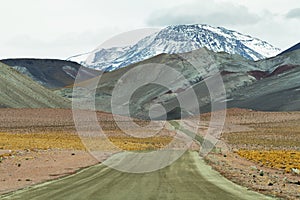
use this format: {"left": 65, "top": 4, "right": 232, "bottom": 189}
{"left": 203, "top": 109, "right": 300, "bottom": 200}
{"left": 0, "top": 108, "right": 174, "bottom": 195}
{"left": 0, "top": 108, "right": 299, "bottom": 199}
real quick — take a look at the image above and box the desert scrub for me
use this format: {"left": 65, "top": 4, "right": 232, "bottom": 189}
{"left": 0, "top": 132, "right": 173, "bottom": 152}
{"left": 0, "top": 132, "right": 86, "bottom": 150}
{"left": 223, "top": 125, "right": 300, "bottom": 149}
{"left": 109, "top": 136, "right": 172, "bottom": 151}
{"left": 237, "top": 150, "right": 300, "bottom": 173}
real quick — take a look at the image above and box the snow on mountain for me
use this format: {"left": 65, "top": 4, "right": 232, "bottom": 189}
{"left": 69, "top": 24, "right": 281, "bottom": 71}
{"left": 85, "top": 46, "right": 131, "bottom": 72}
{"left": 66, "top": 52, "right": 90, "bottom": 65}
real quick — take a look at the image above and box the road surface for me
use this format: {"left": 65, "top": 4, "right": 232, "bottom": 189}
{"left": 1, "top": 151, "right": 275, "bottom": 200}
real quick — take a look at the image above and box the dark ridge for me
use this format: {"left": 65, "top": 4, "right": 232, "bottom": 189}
{"left": 220, "top": 71, "right": 238, "bottom": 76}
{"left": 1, "top": 58, "right": 81, "bottom": 65}
{"left": 248, "top": 70, "right": 268, "bottom": 80}
{"left": 278, "top": 42, "right": 300, "bottom": 56}
{"left": 1, "top": 58, "right": 101, "bottom": 89}
{"left": 268, "top": 65, "right": 298, "bottom": 77}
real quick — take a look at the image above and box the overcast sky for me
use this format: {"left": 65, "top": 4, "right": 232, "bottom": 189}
{"left": 0, "top": 0, "right": 299, "bottom": 59}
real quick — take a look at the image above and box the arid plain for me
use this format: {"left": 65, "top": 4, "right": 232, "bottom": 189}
{"left": 0, "top": 108, "right": 299, "bottom": 199}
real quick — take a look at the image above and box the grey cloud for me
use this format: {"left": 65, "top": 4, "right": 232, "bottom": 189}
{"left": 286, "top": 8, "right": 300, "bottom": 19}
{"left": 146, "top": 1, "right": 261, "bottom": 26}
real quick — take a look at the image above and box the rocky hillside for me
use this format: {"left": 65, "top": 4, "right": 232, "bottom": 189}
{"left": 0, "top": 62, "right": 70, "bottom": 108}
{"left": 1, "top": 59, "right": 101, "bottom": 89}
{"left": 65, "top": 48, "right": 300, "bottom": 119}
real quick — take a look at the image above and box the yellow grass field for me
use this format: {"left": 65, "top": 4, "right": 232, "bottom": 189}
{"left": 0, "top": 132, "right": 173, "bottom": 153}
{"left": 237, "top": 150, "right": 300, "bottom": 173}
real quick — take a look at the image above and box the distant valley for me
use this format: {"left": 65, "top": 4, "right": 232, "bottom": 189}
{"left": 65, "top": 47, "right": 300, "bottom": 119}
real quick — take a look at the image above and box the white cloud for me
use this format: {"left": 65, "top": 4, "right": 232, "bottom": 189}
{"left": 0, "top": 0, "right": 157, "bottom": 59}
{"left": 0, "top": 0, "right": 299, "bottom": 59}
{"left": 286, "top": 8, "right": 300, "bottom": 19}
{"left": 147, "top": 1, "right": 261, "bottom": 26}
{"left": 146, "top": 0, "right": 300, "bottom": 50}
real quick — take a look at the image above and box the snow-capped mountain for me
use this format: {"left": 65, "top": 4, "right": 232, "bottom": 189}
{"left": 69, "top": 24, "right": 281, "bottom": 71}
{"left": 67, "top": 52, "right": 91, "bottom": 65}
{"left": 85, "top": 46, "right": 131, "bottom": 72}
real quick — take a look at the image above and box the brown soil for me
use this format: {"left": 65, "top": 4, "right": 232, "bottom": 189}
{"left": 0, "top": 108, "right": 176, "bottom": 194}
{"left": 0, "top": 149, "right": 99, "bottom": 195}
{"left": 1, "top": 108, "right": 299, "bottom": 199}
{"left": 0, "top": 108, "right": 95, "bottom": 194}
{"left": 205, "top": 108, "right": 300, "bottom": 200}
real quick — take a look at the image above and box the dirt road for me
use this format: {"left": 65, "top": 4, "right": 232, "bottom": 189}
{"left": 1, "top": 151, "right": 275, "bottom": 200}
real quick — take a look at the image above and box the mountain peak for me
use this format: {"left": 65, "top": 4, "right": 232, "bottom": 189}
{"left": 69, "top": 24, "right": 281, "bottom": 71}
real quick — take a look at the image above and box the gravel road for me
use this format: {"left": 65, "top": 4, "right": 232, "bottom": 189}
{"left": 2, "top": 151, "right": 275, "bottom": 200}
